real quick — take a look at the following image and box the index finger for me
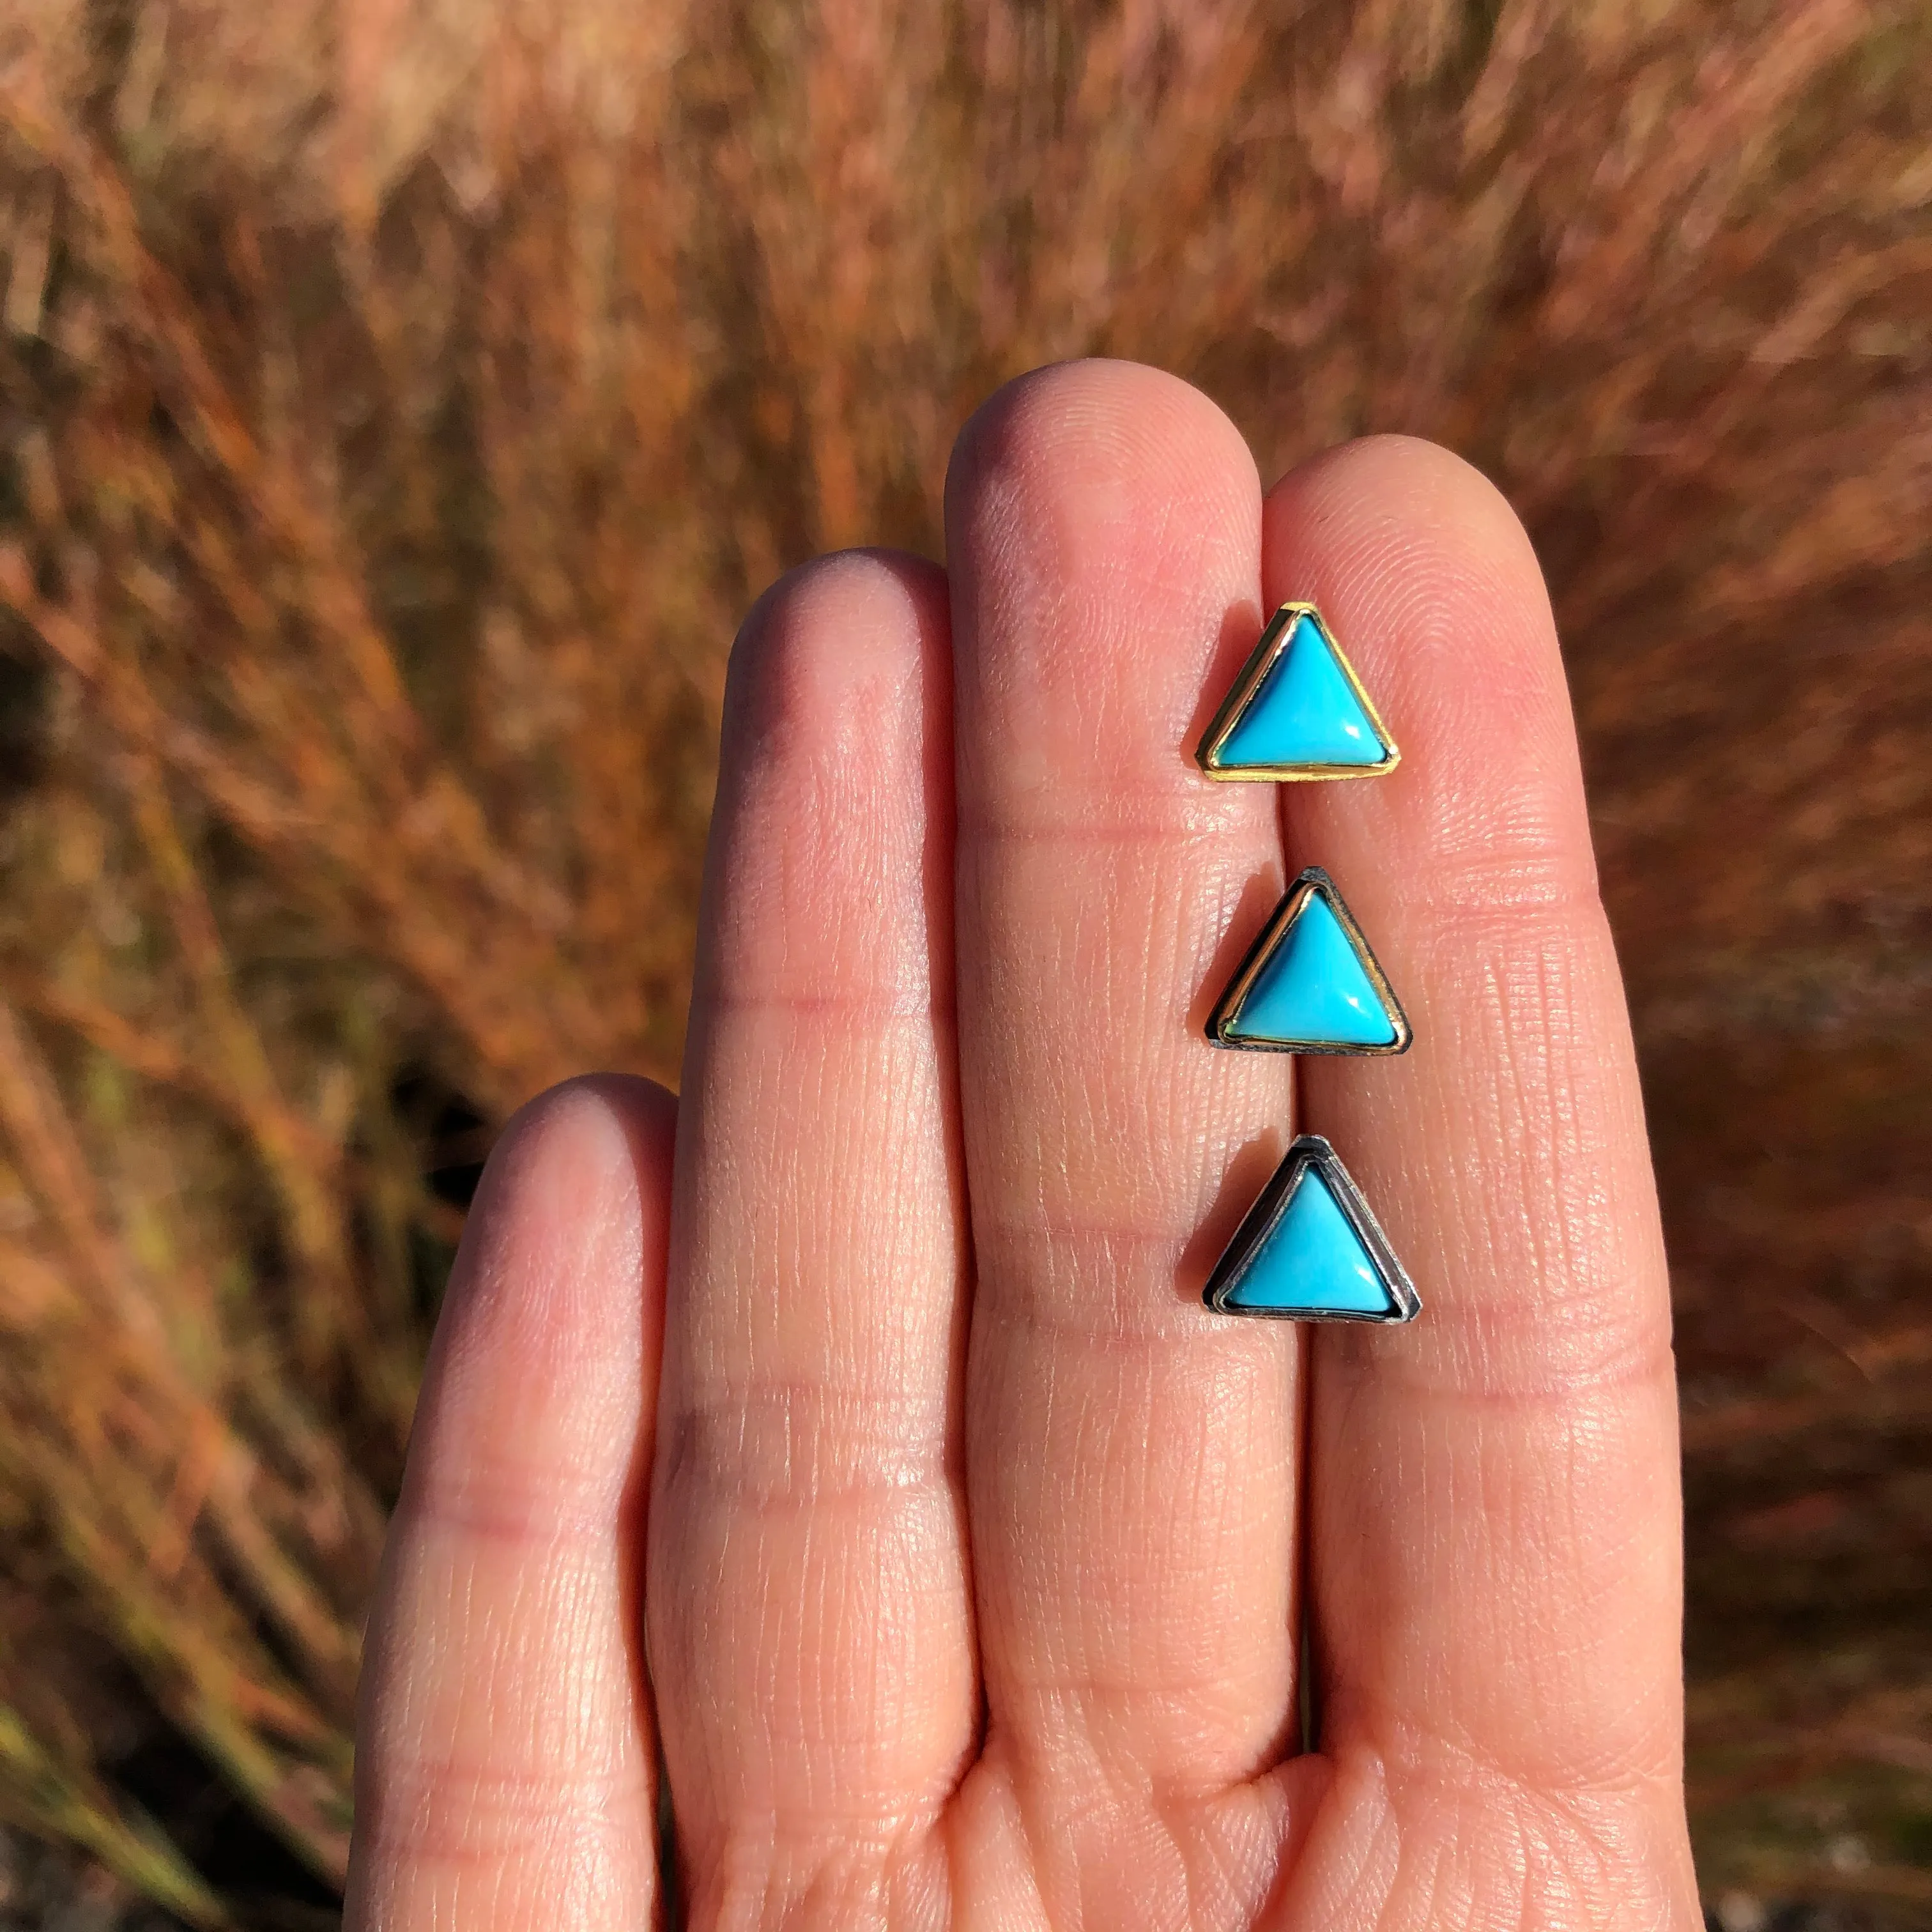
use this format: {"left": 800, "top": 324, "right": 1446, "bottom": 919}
{"left": 1262, "top": 440, "right": 1701, "bottom": 1920}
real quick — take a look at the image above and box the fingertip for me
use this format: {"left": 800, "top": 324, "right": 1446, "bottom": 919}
{"left": 726, "top": 548, "right": 951, "bottom": 752}
{"left": 467, "top": 1072, "right": 678, "bottom": 1276}
{"left": 946, "top": 358, "right": 1260, "bottom": 573}
{"left": 949, "top": 357, "right": 1259, "bottom": 475}
{"left": 944, "top": 360, "right": 1265, "bottom": 812}
{"left": 423, "top": 1073, "right": 677, "bottom": 1444}
{"left": 1265, "top": 436, "right": 1560, "bottom": 716}
{"left": 493, "top": 1070, "right": 678, "bottom": 1188}
{"left": 1265, "top": 433, "right": 1593, "bottom": 906}
{"left": 703, "top": 546, "right": 955, "bottom": 1016}
{"left": 1273, "top": 434, "right": 1543, "bottom": 581}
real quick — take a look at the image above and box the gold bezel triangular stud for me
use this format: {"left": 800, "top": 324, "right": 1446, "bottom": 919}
{"left": 1196, "top": 602, "right": 1399, "bottom": 781}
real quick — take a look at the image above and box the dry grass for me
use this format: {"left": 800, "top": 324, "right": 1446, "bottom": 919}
{"left": 0, "top": 0, "right": 1927, "bottom": 1922}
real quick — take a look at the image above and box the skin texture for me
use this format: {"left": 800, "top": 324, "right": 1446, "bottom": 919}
{"left": 345, "top": 362, "right": 1703, "bottom": 1931}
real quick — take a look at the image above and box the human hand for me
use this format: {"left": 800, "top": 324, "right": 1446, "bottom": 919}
{"left": 345, "top": 362, "right": 1701, "bottom": 1929}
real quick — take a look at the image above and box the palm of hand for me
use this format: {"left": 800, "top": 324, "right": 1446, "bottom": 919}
{"left": 346, "top": 365, "right": 1700, "bottom": 1930}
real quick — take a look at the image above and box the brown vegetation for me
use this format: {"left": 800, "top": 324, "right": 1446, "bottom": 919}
{"left": 0, "top": 0, "right": 1927, "bottom": 1921}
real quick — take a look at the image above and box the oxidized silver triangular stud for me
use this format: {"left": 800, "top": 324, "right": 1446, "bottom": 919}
{"left": 1204, "top": 1136, "right": 1420, "bottom": 1323}
{"left": 1206, "top": 868, "right": 1411, "bottom": 1055}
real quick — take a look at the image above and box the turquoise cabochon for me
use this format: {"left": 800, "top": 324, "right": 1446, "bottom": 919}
{"left": 1217, "top": 1163, "right": 1402, "bottom": 1318}
{"left": 1219, "top": 887, "right": 1400, "bottom": 1049}
{"left": 1210, "top": 612, "right": 1391, "bottom": 772}
{"left": 1205, "top": 1138, "right": 1419, "bottom": 1322}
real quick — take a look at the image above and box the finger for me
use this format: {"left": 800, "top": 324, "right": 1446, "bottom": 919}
{"left": 945, "top": 362, "right": 1299, "bottom": 1912}
{"left": 346, "top": 1075, "right": 674, "bottom": 1932}
{"left": 647, "top": 553, "right": 973, "bottom": 1919}
{"left": 1262, "top": 440, "right": 1700, "bottom": 1919}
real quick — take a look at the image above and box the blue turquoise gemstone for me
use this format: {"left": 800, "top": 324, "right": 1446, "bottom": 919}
{"left": 1222, "top": 891, "right": 1399, "bottom": 1048}
{"left": 1215, "top": 614, "right": 1389, "bottom": 770}
{"left": 1220, "top": 1166, "right": 1399, "bottom": 1317}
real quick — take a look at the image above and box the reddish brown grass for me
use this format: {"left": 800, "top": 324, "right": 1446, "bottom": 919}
{"left": 1, "top": 0, "right": 1928, "bottom": 1919}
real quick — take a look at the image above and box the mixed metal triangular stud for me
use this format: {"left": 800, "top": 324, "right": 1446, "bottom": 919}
{"left": 1206, "top": 868, "right": 1411, "bottom": 1055}
{"left": 1203, "top": 1135, "right": 1420, "bottom": 1322}
{"left": 1196, "top": 602, "right": 1399, "bottom": 780}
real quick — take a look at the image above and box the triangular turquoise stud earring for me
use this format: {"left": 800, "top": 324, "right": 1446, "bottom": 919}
{"left": 1207, "top": 868, "right": 1410, "bottom": 1055}
{"left": 1196, "top": 602, "right": 1398, "bottom": 779}
{"left": 1204, "top": 1136, "right": 1419, "bottom": 1322}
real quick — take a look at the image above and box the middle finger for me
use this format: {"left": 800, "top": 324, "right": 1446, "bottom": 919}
{"left": 947, "top": 362, "right": 1299, "bottom": 1885}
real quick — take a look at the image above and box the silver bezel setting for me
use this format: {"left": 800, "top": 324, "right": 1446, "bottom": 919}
{"left": 1204, "top": 866, "right": 1413, "bottom": 1056}
{"left": 1202, "top": 1134, "right": 1421, "bottom": 1322}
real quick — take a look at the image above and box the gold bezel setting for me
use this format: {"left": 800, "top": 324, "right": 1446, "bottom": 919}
{"left": 1195, "top": 602, "right": 1400, "bottom": 781}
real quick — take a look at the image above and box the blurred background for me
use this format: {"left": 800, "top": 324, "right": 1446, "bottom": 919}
{"left": 0, "top": 0, "right": 1926, "bottom": 1924}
